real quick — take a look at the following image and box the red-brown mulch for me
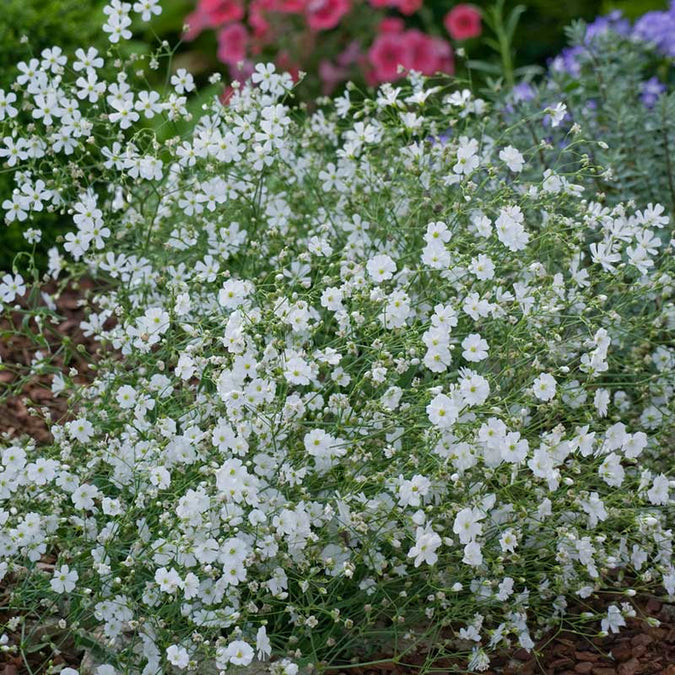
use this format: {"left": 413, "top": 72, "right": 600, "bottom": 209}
{"left": 0, "top": 279, "right": 101, "bottom": 443}
{"left": 332, "top": 595, "right": 675, "bottom": 674}
{"left": 492, "top": 595, "right": 674, "bottom": 674}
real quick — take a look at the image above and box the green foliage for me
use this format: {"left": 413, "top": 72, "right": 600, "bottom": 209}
{"left": 485, "top": 0, "right": 603, "bottom": 68}
{"left": 0, "top": 0, "right": 104, "bottom": 87}
{"left": 603, "top": 0, "right": 667, "bottom": 19}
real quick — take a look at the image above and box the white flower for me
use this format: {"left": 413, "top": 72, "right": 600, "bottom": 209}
{"left": 427, "top": 392, "right": 459, "bottom": 429}
{"left": 594, "top": 388, "right": 610, "bottom": 417}
{"left": 0, "top": 90, "right": 18, "bottom": 121}
{"left": 67, "top": 418, "right": 94, "bottom": 442}
{"left": 71, "top": 484, "right": 100, "bottom": 510}
{"left": 175, "top": 354, "right": 195, "bottom": 381}
{"left": 407, "top": 526, "right": 442, "bottom": 567}
{"left": 398, "top": 474, "right": 431, "bottom": 507}
{"left": 116, "top": 384, "right": 137, "bottom": 409}
{"left": 366, "top": 254, "right": 396, "bottom": 283}
{"left": 581, "top": 492, "right": 608, "bottom": 528}
{"left": 599, "top": 452, "right": 625, "bottom": 488}
{"left": 0, "top": 273, "right": 26, "bottom": 303}
{"left": 500, "top": 432, "right": 529, "bottom": 464}
{"left": 461, "top": 334, "right": 489, "bottom": 362}
{"left": 133, "top": 0, "right": 162, "bottom": 21}
{"left": 459, "top": 371, "right": 490, "bottom": 406}
{"left": 499, "top": 529, "right": 518, "bottom": 553}
{"left": 95, "top": 667, "right": 117, "bottom": 675}
{"left": 601, "top": 605, "right": 626, "bottom": 634}
{"left": 499, "top": 145, "right": 524, "bottom": 172}
{"left": 73, "top": 47, "right": 104, "bottom": 73}
{"left": 222, "top": 640, "right": 254, "bottom": 666}
{"left": 532, "top": 373, "right": 557, "bottom": 401}
{"left": 166, "top": 645, "right": 190, "bottom": 669}
{"left": 548, "top": 102, "right": 567, "bottom": 127}
{"left": 462, "top": 541, "right": 484, "bottom": 567}
{"left": 468, "top": 254, "right": 495, "bottom": 281}
{"left": 50, "top": 565, "right": 78, "bottom": 594}
{"left": 256, "top": 626, "right": 272, "bottom": 660}
{"left": 425, "top": 221, "right": 451, "bottom": 244}
{"left": 171, "top": 68, "right": 195, "bottom": 94}
{"left": 453, "top": 507, "right": 484, "bottom": 544}
{"left": 284, "top": 354, "right": 313, "bottom": 385}
{"left": 453, "top": 137, "right": 479, "bottom": 175}
{"left": 495, "top": 204, "right": 529, "bottom": 251}
{"left": 647, "top": 474, "right": 669, "bottom": 505}
{"left": 155, "top": 567, "right": 183, "bottom": 593}
{"left": 251, "top": 63, "right": 276, "bottom": 92}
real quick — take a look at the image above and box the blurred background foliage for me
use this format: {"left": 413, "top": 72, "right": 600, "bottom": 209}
{"left": 0, "top": 0, "right": 669, "bottom": 270}
{"left": 508, "top": 0, "right": 666, "bottom": 66}
{"left": 0, "top": 0, "right": 105, "bottom": 87}
{"left": 0, "top": 0, "right": 668, "bottom": 94}
{"left": 1, "top": 0, "right": 669, "bottom": 87}
{"left": 156, "top": 0, "right": 669, "bottom": 92}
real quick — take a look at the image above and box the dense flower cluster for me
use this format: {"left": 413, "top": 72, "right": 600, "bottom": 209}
{"left": 184, "top": 0, "right": 480, "bottom": 92}
{"left": 0, "top": 3, "right": 673, "bottom": 673}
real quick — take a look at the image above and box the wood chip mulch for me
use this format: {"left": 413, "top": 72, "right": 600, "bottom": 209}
{"left": 336, "top": 596, "right": 674, "bottom": 674}
{"left": 0, "top": 279, "right": 101, "bottom": 444}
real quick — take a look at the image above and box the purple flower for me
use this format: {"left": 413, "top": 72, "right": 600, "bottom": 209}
{"left": 550, "top": 46, "right": 584, "bottom": 77}
{"left": 429, "top": 129, "right": 453, "bottom": 146}
{"left": 512, "top": 82, "right": 535, "bottom": 103}
{"left": 633, "top": 10, "right": 675, "bottom": 56}
{"left": 586, "top": 10, "right": 631, "bottom": 40}
{"left": 640, "top": 76, "right": 666, "bottom": 108}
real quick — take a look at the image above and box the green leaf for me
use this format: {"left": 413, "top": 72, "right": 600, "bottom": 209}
{"left": 466, "top": 60, "right": 503, "bottom": 75}
{"left": 483, "top": 38, "right": 502, "bottom": 52}
{"left": 506, "top": 5, "right": 527, "bottom": 42}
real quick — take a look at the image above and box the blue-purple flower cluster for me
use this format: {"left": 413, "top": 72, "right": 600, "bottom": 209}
{"left": 633, "top": 2, "right": 675, "bottom": 57}
{"left": 548, "top": 4, "right": 674, "bottom": 107}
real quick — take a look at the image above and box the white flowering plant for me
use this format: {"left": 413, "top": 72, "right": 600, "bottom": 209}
{"left": 0, "top": 3, "right": 674, "bottom": 673}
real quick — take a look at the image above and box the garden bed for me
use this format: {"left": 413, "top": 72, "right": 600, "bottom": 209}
{"left": 0, "top": 2, "right": 673, "bottom": 674}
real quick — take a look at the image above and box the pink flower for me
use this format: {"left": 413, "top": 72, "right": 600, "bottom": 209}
{"left": 248, "top": 0, "right": 271, "bottom": 39}
{"left": 404, "top": 30, "right": 438, "bottom": 75}
{"left": 368, "top": 0, "right": 421, "bottom": 15}
{"left": 336, "top": 40, "right": 362, "bottom": 66}
{"left": 319, "top": 59, "right": 349, "bottom": 94}
{"left": 434, "top": 37, "right": 454, "bottom": 74}
{"left": 396, "top": 0, "right": 422, "bottom": 14}
{"left": 217, "top": 22, "right": 248, "bottom": 65}
{"left": 184, "top": 10, "right": 212, "bottom": 40}
{"left": 444, "top": 4, "right": 482, "bottom": 40}
{"left": 270, "top": 0, "right": 307, "bottom": 11}
{"left": 401, "top": 30, "right": 454, "bottom": 76}
{"left": 199, "top": 0, "right": 245, "bottom": 26}
{"left": 378, "top": 17, "right": 405, "bottom": 34}
{"left": 220, "top": 86, "right": 236, "bottom": 105}
{"left": 368, "top": 32, "right": 412, "bottom": 82}
{"left": 306, "top": 0, "right": 351, "bottom": 31}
